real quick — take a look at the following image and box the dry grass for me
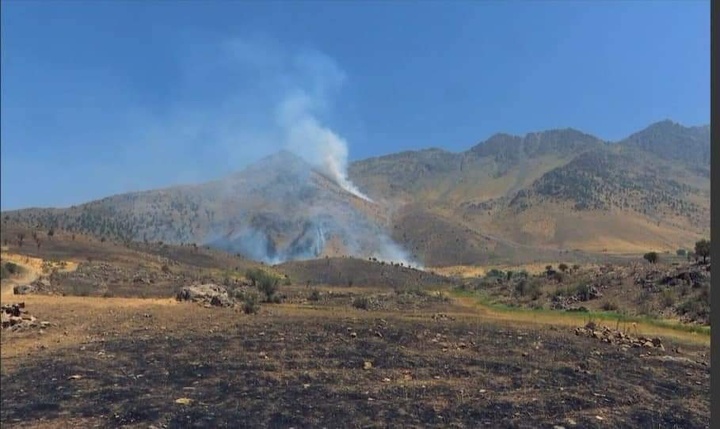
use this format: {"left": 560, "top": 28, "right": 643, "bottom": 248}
{"left": 0, "top": 233, "right": 710, "bottom": 428}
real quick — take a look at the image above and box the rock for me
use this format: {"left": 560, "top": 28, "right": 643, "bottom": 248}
{"left": 176, "top": 284, "right": 233, "bottom": 307}
{"left": 350, "top": 332, "right": 357, "bottom": 338}
{"left": 363, "top": 361, "right": 373, "bottom": 370}
{"left": 13, "top": 284, "right": 36, "bottom": 295}
{"left": 643, "top": 341, "right": 654, "bottom": 348}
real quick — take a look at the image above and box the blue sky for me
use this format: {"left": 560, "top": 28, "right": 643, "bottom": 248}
{"left": 1, "top": 1, "right": 710, "bottom": 210}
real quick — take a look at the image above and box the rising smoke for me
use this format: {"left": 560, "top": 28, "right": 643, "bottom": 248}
{"left": 178, "top": 38, "right": 417, "bottom": 267}
{"left": 278, "top": 91, "right": 373, "bottom": 202}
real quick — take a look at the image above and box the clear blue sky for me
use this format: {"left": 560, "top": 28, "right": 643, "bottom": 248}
{"left": 1, "top": 0, "right": 710, "bottom": 210}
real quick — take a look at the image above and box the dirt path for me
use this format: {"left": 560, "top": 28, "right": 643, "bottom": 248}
{"left": 0, "top": 252, "right": 84, "bottom": 301}
{"left": 0, "top": 253, "right": 45, "bottom": 300}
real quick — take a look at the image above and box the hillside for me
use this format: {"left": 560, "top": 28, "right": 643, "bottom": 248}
{"left": 2, "top": 120, "right": 710, "bottom": 267}
{"left": 350, "top": 121, "right": 710, "bottom": 262}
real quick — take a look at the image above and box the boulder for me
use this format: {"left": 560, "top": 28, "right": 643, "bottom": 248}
{"left": 176, "top": 284, "right": 233, "bottom": 307}
{"left": 13, "top": 284, "right": 36, "bottom": 295}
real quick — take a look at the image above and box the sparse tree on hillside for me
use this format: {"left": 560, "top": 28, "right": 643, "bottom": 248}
{"left": 695, "top": 239, "right": 710, "bottom": 264}
{"left": 47, "top": 228, "right": 55, "bottom": 240}
{"left": 558, "top": 263, "right": 569, "bottom": 273}
{"left": 16, "top": 233, "right": 24, "bottom": 247}
{"left": 643, "top": 252, "right": 659, "bottom": 264}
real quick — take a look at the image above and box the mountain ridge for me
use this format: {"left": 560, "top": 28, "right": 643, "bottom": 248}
{"left": 3, "top": 120, "right": 710, "bottom": 267}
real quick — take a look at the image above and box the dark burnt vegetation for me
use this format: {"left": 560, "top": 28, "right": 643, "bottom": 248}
{"left": 1, "top": 313, "right": 709, "bottom": 428}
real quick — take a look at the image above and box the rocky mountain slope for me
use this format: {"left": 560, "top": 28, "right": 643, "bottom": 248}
{"left": 3, "top": 120, "right": 710, "bottom": 267}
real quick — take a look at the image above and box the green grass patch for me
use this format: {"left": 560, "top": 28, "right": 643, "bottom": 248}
{"left": 451, "top": 288, "right": 710, "bottom": 336}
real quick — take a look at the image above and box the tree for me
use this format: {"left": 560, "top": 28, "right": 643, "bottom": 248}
{"left": 47, "top": 228, "right": 55, "bottom": 239}
{"left": 643, "top": 252, "right": 659, "bottom": 264}
{"left": 558, "top": 263, "right": 569, "bottom": 273}
{"left": 694, "top": 239, "right": 710, "bottom": 264}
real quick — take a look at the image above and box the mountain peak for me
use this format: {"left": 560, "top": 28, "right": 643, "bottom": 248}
{"left": 619, "top": 120, "right": 710, "bottom": 165}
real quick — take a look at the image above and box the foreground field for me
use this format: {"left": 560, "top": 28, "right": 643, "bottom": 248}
{"left": 0, "top": 225, "right": 711, "bottom": 428}
{"left": 1, "top": 288, "right": 710, "bottom": 429}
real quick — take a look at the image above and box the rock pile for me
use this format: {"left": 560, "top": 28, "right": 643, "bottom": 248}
{"left": 634, "top": 264, "right": 709, "bottom": 290}
{"left": 13, "top": 277, "right": 52, "bottom": 295}
{"left": 1, "top": 302, "right": 51, "bottom": 331}
{"left": 176, "top": 284, "right": 234, "bottom": 307}
{"left": 550, "top": 284, "right": 604, "bottom": 310}
{"left": 574, "top": 322, "right": 664, "bottom": 350}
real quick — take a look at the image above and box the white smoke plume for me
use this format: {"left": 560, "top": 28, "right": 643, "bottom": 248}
{"left": 118, "top": 36, "right": 416, "bottom": 266}
{"left": 277, "top": 90, "right": 373, "bottom": 202}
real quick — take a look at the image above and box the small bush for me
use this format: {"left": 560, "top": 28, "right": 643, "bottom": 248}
{"left": 352, "top": 296, "right": 370, "bottom": 310}
{"left": 515, "top": 279, "right": 542, "bottom": 299}
{"left": 308, "top": 290, "right": 321, "bottom": 302}
{"left": 486, "top": 269, "right": 504, "bottom": 279}
{"left": 643, "top": 252, "right": 659, "bottom": 264}
{"left": 558, "top": 263, "right": 569, "bottom": 273}
{"left": 242, "top": 294, "right": 260, "bottom": 314}
{"left": 576, "top": 284, "right": 591, "bottom": 301}
{"left": 660, "top": 289, "right": 675, "bottom": 308}
{"left": 0, "top": 262, "right": 23, "bottom": 279}
{"left": 257, "top": 273, "right": 280, "bottom": 302}
{"left": 601, "top": 301, "right": 618, "bottom": 311}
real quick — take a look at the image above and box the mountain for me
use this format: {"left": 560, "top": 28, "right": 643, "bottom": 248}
{"left": 2, "top": 121, "right": 711, "bottom": 267}
{"left": 619, "top": 120, "right": 710, "bottom": 168}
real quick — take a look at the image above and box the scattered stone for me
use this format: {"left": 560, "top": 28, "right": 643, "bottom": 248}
{"left": 574, "top": 323, "right": 665, "bottom": 350}
{"left": 1, "top": 303, "right": 50, "bottom": 331}
{"left": 363, "top": 361, "right": 373, "bottom": 370}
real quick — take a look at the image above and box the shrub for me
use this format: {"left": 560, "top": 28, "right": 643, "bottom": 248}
{"left": 558, "top": 263, "right": 569, "bottom": 273}
{"left": 643, "top": 252, "right": 659, "bottom": 264}
{"left": 572, "top": 264, "right": 580, "bottom": 271}
{"left": 0, "top": 262, "right": 22, "bottom": 279}
{"left": 676, "top": 249, "right": 687, "bottom": 256}
{"left": 660, "top": 289, "right": 675, "bottom": 308}
{"left": 257, "top": 272, "right": 280, "bottom": 302}
{"left": 352, "top": 296, "right": 370, "bottom": 310}
{"left": 242, "top": 294, "right": 260, "bottom": 315}
{"left": 694, "top": 239, "right": 710, "bottom": 264}
{"left": 486, "top": 269, "right": 504, "bottom": 278}
{"left": 308, "top": 290, "right": 321, "bottom": 302}
{"left": 601, "top": 301, "right": 618, "bottom": 311}
{"left": 515, "top": 279, "right": 542, "bottom": 299}
{"left": 576, "top": 284, "right": 591, "bottom": 301}
{"left": 245, "top": 268, "right": 263, "bottom": 286}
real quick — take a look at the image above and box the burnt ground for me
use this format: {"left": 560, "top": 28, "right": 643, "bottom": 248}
{"left": 0, "top": 228, "right": 711, "bottom": 429}
{"left": 0, "top": 299, "right": 710, "bottom": 429}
